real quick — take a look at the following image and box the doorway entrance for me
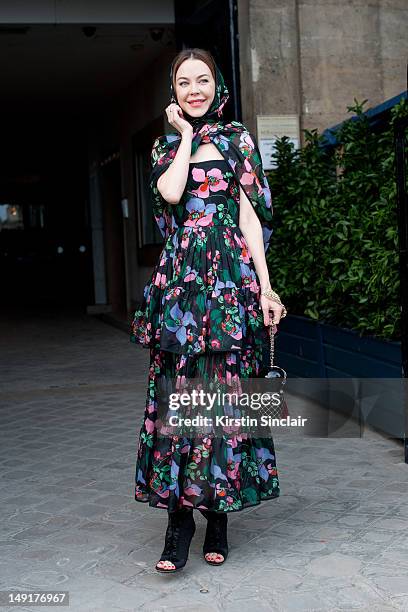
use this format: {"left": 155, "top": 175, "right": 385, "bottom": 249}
{"left": 0, "top": 118, "right": 93, "bottom": 309}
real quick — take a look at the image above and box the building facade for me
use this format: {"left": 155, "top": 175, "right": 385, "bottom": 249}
{"left": 0, "top": 0, "right": 406, "bottom": 315}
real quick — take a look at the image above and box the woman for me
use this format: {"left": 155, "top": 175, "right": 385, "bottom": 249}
{"left": 130, "top": 48, "right": 287, "bottom": 573}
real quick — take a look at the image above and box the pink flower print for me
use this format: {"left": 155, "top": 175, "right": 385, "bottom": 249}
{"left": 154, "top": 272, "right": 166, "bottom": 288}
{"left": 184, "top": 482, "right": 203, "bottom": 497}
{"left": 157, "top": 489, "right": 170, "bottom": 499}
{"left": 227, "top": 461, "right": 240, "bottom": 480}
{"left": 145, "top": 416, "right": 155, "bottom": 434}
{"left": 241, "top": 157, "right": 256, "bottom": 186}
{"left": 192, "top": 449, "right": 201, "bottom": 464}
{"left": 240, "top": 158, "right": 264, "bottom": 196}
{"left": 207, "top": 168, "right": 228, "bottom": 192}
{"left": 198, "top": 125, "right": 212, "bottom": 139}
{"left": 228, "top": 437, "right": 238, "bottom": 449}
{"left": 191, "top": 167, "right": 206, "bottom": 184}
{"left": 211, "top": 339, "right": 221, "bottom": 349}
{"left": 165, "top": 286, "right": 183, "bottom": 301}
{"left": 240, "top": 132, "right": 255, "bottom": 157}
{"left": 202, "top": 437, "right": 212, "bottom": 449}
{"left": 180, "top": 228, "right": 190, "bottom": 249}
{"left": 184, "top": 266, "right": 198, "bottom": 282}
{"left": 191, "top": 167, "right": 228, "bottom": 198}
{"left": 185, "top": 197, "right": 216, "bottom": 227}
{"left": 249, "top": 278, "right": 259, "bottom": 293}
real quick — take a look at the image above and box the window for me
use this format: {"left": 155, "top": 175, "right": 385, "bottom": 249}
{"left": 0, "top": 204, "right": 24, "bottom": 231}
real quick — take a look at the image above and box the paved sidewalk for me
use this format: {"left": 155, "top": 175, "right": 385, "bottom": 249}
{"left": 1, "top": 306, "right": 408, "bottom": 612}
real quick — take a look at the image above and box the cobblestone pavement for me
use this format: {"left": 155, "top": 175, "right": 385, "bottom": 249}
{"left": 1, "top": 306, "right": 408, "bottom": 612}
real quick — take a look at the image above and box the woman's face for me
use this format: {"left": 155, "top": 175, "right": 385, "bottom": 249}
{"left": 174, "top": 58, "right": 215, "bottom": 118}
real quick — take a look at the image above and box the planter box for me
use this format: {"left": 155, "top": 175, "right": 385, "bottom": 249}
{"left": 269, "top": 315, "right": 404, "bottom": 441}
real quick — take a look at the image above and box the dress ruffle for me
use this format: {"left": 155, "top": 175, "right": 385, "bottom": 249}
{"left": 131, "top": 225, "right": 269, "bottom": 355}
{"left": 135, "top": 348, "right": 280, "bottom": 512}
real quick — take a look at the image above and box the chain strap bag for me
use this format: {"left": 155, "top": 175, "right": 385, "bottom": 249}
{"left": 261, "top": 322, "right": 289, "bottom": 420}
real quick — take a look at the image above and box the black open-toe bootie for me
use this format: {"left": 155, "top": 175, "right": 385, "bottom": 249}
{"left": 200, "top": 509, "right": 229, "bottom": 566}
{"left": 155, "top": 508, "right": 196, "bottom": 573}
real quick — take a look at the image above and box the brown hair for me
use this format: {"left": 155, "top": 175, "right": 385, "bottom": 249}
{"left": 171, "top": 48, "right": 216, "bottom": 92}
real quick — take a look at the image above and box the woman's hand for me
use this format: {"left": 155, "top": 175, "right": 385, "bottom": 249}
{"left": 165, "top": 103, "right": 193, "bottom": 137}
{"left": 260, "top": 295, "right": 285, "bottom": 327}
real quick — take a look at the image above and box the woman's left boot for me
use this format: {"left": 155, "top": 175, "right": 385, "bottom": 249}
{"left": 200, "top": 509, "right": 228, "bottom": 565}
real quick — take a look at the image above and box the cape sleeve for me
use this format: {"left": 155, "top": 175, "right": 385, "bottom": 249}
{"left": 149, "top": 134, "right": 179, "bottom": 241}
{"left": 219, "top": 124, "right": 274, "bottom": 255}
{"left": 243, "top": 130, "right": 274, "bottom": 255}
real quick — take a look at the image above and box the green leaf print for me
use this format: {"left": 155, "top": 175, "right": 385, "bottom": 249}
{"left": 210, "top": 309, "right": 223, "bottom": 324}
{"left": 243, "top": 488, "right": 258, "bottom": 505}
{"left": 140, "top": 432, "right": 154, "bottom": 448}
{"left": 196, "top": 292, "right": 205, "bottom": 313}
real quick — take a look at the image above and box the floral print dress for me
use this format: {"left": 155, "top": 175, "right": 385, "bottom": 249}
{"left": 130, "top": 158, "right": 280, "bottom": 512}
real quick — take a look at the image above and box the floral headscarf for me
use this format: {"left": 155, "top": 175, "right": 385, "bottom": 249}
{"left": 150, "top": 56, "right": 274, "bottom": 253}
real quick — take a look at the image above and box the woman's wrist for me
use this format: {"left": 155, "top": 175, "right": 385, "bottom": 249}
{"left": 260, "top": 281, "right": 272, "bottom": 292}
{"left": 181, "top": 128, "right": 193, "bottom": 140}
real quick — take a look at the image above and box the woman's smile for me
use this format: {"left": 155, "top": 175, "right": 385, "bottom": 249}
{"left": 188, "top": 99, "right": 205, "bottom": 107}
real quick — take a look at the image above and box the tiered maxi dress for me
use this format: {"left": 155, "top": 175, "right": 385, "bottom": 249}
{"left": 130, "top": 158, "right": 280, "bottom": 513}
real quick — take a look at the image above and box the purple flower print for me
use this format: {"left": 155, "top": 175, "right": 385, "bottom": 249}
{"left": 212, "top": 278, "right": 237, "bottom": 297}
{"left": 185, "top": 197, "right": 217, "bottom": 227}
{"left": 239, "top": 262, "right": 254, "bottom": 287}
{"left": 262, "top": 173, "right": 273, "bottom": 209}
{"left": 165, "top": 302, "right": 197, "bottom": 345}
{"left": 211, "top": 463, "right": 228, "bottom": 482}
{"left": 256, "top": 447, "right": 276, "bottom": 461}
{"left": 215, "top": 134, "right": 230, "bottom": 152}
{"left": 262, "top": 226, "right": 273, "bottom": 252}
{"left": 184, "top": 481, "right": 203, "bottom": 497}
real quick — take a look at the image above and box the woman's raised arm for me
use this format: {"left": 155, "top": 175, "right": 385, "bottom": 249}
{"left": 157, "top": 103, "right": 193, "bottom": 205}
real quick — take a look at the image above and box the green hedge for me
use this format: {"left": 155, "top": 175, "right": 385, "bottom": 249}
{"left": 266, "top": 98, "right": 408, "bottom": 342}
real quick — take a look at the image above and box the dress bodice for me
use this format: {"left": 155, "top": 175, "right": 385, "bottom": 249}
{"left": 170, "top": 159, "right": 239, "bottom": 229}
